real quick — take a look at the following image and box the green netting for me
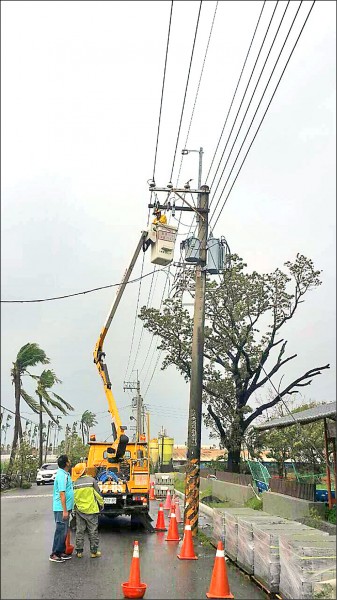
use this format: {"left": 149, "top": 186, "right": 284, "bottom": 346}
{"left": 247, "top": 460, "right": 271, "bottom": 486}
{"left": 289, "top": 462, "right": 327, "bottom": 484}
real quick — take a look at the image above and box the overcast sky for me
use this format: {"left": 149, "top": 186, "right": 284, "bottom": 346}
{"left": 1, "top": 0, "right": 335, "bottom": 447}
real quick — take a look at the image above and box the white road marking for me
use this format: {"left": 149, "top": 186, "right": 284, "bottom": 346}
{"left": 1, "top": 494, "right": 53, "bottom": 499}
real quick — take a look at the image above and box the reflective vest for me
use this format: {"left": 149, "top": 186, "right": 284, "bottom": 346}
{"left": 73, "top": 475, "right": 104, "bottom": 514}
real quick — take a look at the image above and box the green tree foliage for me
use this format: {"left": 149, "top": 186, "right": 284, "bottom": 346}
{"left": 249, "top": 401, "right": 325, "bottom": 479}
{"left": 80, "top": 410, "right": 98, "bottom": 444}
{"left": 31, "top": 369, "right": 74, "bottom": 467}
{"left": 58, "top": 430, "right": 88, "bottom": 466}
{"left": 1, "top": 413, "right": 12, "bottom": 450}
{"left": 139, "top": 254, "right": 330, "bottom": 472}
{"left": 12, "top": 435, "right": 39, "bottom": 487}
{"left": 9, "top": 343, "right": 50, "bottom": 473}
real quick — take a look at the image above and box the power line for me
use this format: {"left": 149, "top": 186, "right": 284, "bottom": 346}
{"left": 1, "top": 268, "right": 167, "bottom": 304}
{"left": 205, "top": 0, "right": 266, "bottom": 185}
{"left": 211, "top": 0, "right": 315, "bottom": 230}
{"left": 152, "top": 1, "right": 174, "bottom": 182}
{"left": 169, "top": 1, "right": 203, "bottom": 183}
{"left": 209, "top": 0, "right": 291, "bottom": 213}
{"left": 208, "top": 0, "right": 278, "bottom": 200}
{"left": 1, "top": 405, "right": 39, "bottom": 426}
{"left": 175, "top": 0, "right": 219, "bottom": 188}
{"left": 124, "top": 252, "right": 146, "bottom": 380}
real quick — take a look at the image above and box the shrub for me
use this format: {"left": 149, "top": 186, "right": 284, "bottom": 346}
{"left": 244, "top": 496, "right": 263, "bottom": 510}
{"left": 325, "top": 506, "right": 336, "bottom": 524}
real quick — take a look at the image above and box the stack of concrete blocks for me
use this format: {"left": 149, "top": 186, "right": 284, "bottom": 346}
{"left": 221, "top": 507, "right": 257, "bottom": 560}
{"left": 253, "top": 523, "right": 324, "bottom": 593}
{"left": 236, "top": 514, "right": 287, "bottom": 574}
{"left": 154, "top": 473, "right": 174, "bottom": 498}
{"left": 279, "top": 533, "right": 336, "bottom": 599}
{"left": 212, "top": 508, "right": 227, "bottom": 545}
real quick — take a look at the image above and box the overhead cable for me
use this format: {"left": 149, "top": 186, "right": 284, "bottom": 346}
{"left": 152, "top": 1, "right": 174, "bottom": 182}
{"left": 209, "top": 0, "right": 290, "bottom": 209}
{"left": 124, "top": 252, "right": 146, "bottom": 380}
{"left": 1, "top": 268, "right": 167, "bottom": 304}
{"left": 175, "top": 0, "right": 219, "bottom": 188}
{"left": 205, "top": 0, "right": 266, "bottom": 185}
{"left": 209, "top": 0, "right": 279, "bottom": 200}
{"left": 211, "top": 0, "right": 314, "bottom": 230}
{"left": 169, "top": 1, "right": 203, "bottom": 183}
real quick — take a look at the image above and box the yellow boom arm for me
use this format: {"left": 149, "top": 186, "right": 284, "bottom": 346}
{"left": 93, "top": 231, "right": 147, "bottom": 451}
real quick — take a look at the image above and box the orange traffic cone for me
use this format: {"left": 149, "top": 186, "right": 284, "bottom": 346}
{"left": 163, "top": 489, "right": 172, "bottom": 510}
{"left": 174, "top": 498, "right": 182, "bottom": 523}
{"left": 65, "top": 530, "right": 74, "bottom": 555}
{"left": 206, "top": 541, "right": 233, "bottom": 599}
{"left": 177, "top": 520, "right": 198, "bottom": 560}
{"left": 149, "top": 482, "right": 155, "bottom": 501}
{"left": 122, "top": 541, "right": 147, "bottom": 599}
{"left": 170, "top": 493, "right": 176, "bottom": 509}
{"left": 166, "top": 505, "right": 180, "bottom": 541}
{"left": 154, "top": 502, "right": 167, "bottom": 531}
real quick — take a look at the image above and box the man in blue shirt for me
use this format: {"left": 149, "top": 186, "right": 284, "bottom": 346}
{"left": 50, "top": 454, "right": 74, "bottom": 563}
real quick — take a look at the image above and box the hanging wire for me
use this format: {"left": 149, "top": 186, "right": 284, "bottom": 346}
{"left": 209, "top": 0, "right": 279, "bottom": 201}
{"left": 210, "top": 0, "right": 314, "bottom": 230}
{"left": 175, "top": 0, "right": 219, "bottom": 188}
{"left": 205, "top": 0, "right": 266, "bottom": 185}
{"left": 169, "top": 1, "right": 203, "bottom": 183}
{"left": 124, "top": 252, "right": 146, "bottom": 380}
{"left": 152, "top": 1, "right": 174, "bottom": 182}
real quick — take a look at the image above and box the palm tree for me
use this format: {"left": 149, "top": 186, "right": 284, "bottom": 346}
{"left": 8, "top": 343, "right": 50, "bottom": 472}
{"left": 1, "top": 414, "right": 12, "bottom": 450}
{"left": 33, "top": 369, "right": 74, "bottom": 467}
{"left": 80, "top": 410, "right": 98, "bottom": 443}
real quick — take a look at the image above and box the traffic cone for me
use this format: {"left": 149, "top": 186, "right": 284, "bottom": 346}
{"left": 149, "top": 482, "right": 155, "bottom": 501}
{"left": 206, "top": 541, "right": 233, "bottom": 599}
{"left": 154, "top": 502, "right": 167, "bottom": 531}
{"left": 174, "top": 498, "right": 182, "bottom": 523}
{"left": 122, "top": 541, "right": 147, "bottom": 599}
{"left": 170, "top": 493, "right": 176, "bottom": 509}
{"left": 177, "top": 520, "right": 198, "bottom": 560}
{"left": 65, "top": 530, "right": 74, "bottom": 555}
{"left": 163, "top": 489, "right": 172, "bottom": 510}
{"left": 166, "top": 505, "right": 180, "bottom": 541}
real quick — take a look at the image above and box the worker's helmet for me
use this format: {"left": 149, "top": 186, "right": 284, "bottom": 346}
{"left": 73, "top": 462, "right": 86, "bottom": 480}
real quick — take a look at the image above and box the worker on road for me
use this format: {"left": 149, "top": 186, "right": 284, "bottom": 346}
{"left": 143, "top": 208, "right": 167, "bottom": 252}
{"left": 72, "top": 462, "right": 104, "bottom": 558}
{"left": 50, "top": 454, "right": 74, "bottom": 563}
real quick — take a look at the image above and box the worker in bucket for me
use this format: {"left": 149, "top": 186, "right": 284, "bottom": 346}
{"left": 72, "top": 462, "right": 104, "bottom": 558}
{"left": 143, "top": 208, "right": 167, "bottom": 252}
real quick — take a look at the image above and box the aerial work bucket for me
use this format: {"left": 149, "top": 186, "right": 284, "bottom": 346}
{"left": 150, "top": 223, "right": 178, "bottom": 266}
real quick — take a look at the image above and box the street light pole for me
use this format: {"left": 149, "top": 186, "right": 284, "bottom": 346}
{"left": 182, "top": 147, "right": 203, "bottom": 189}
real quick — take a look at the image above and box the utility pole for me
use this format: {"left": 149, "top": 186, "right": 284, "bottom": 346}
{"left": 124, "top": 374, "right": 144, "bottom": 442}
{"left": 148, "top": 169, "right": 210, "bottom": 533}
{"left": 184, "top": 185, "right": 209, "bottom": 535}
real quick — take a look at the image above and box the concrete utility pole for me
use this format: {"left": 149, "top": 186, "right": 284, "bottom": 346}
{"left": 148, "top": 171, "right": 210, "bottom": 532}
{"left": 124, "top": 374, "right": 144, "bottom": 442}
{"left": 184, "top": 185, "right": 209, "bottom": 535}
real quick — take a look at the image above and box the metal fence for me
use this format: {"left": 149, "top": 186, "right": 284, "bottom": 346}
{"left": 198, "top": 468, "right": 252, "bottom": 486}
{"left": 270, "top": 478, "right": 316, "bottom": 501}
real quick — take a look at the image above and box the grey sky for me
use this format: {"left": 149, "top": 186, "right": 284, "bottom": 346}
{"left": 1, "top": 0, "right": 335, "bottom": 446}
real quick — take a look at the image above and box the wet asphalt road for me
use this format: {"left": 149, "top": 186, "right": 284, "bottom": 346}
{"left": 1, "top": 485, "right": 266, "bottom": 599}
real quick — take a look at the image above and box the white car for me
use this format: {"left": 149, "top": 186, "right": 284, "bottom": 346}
{"left": 36, "top": 463, "right": 58, "bottom": 486}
